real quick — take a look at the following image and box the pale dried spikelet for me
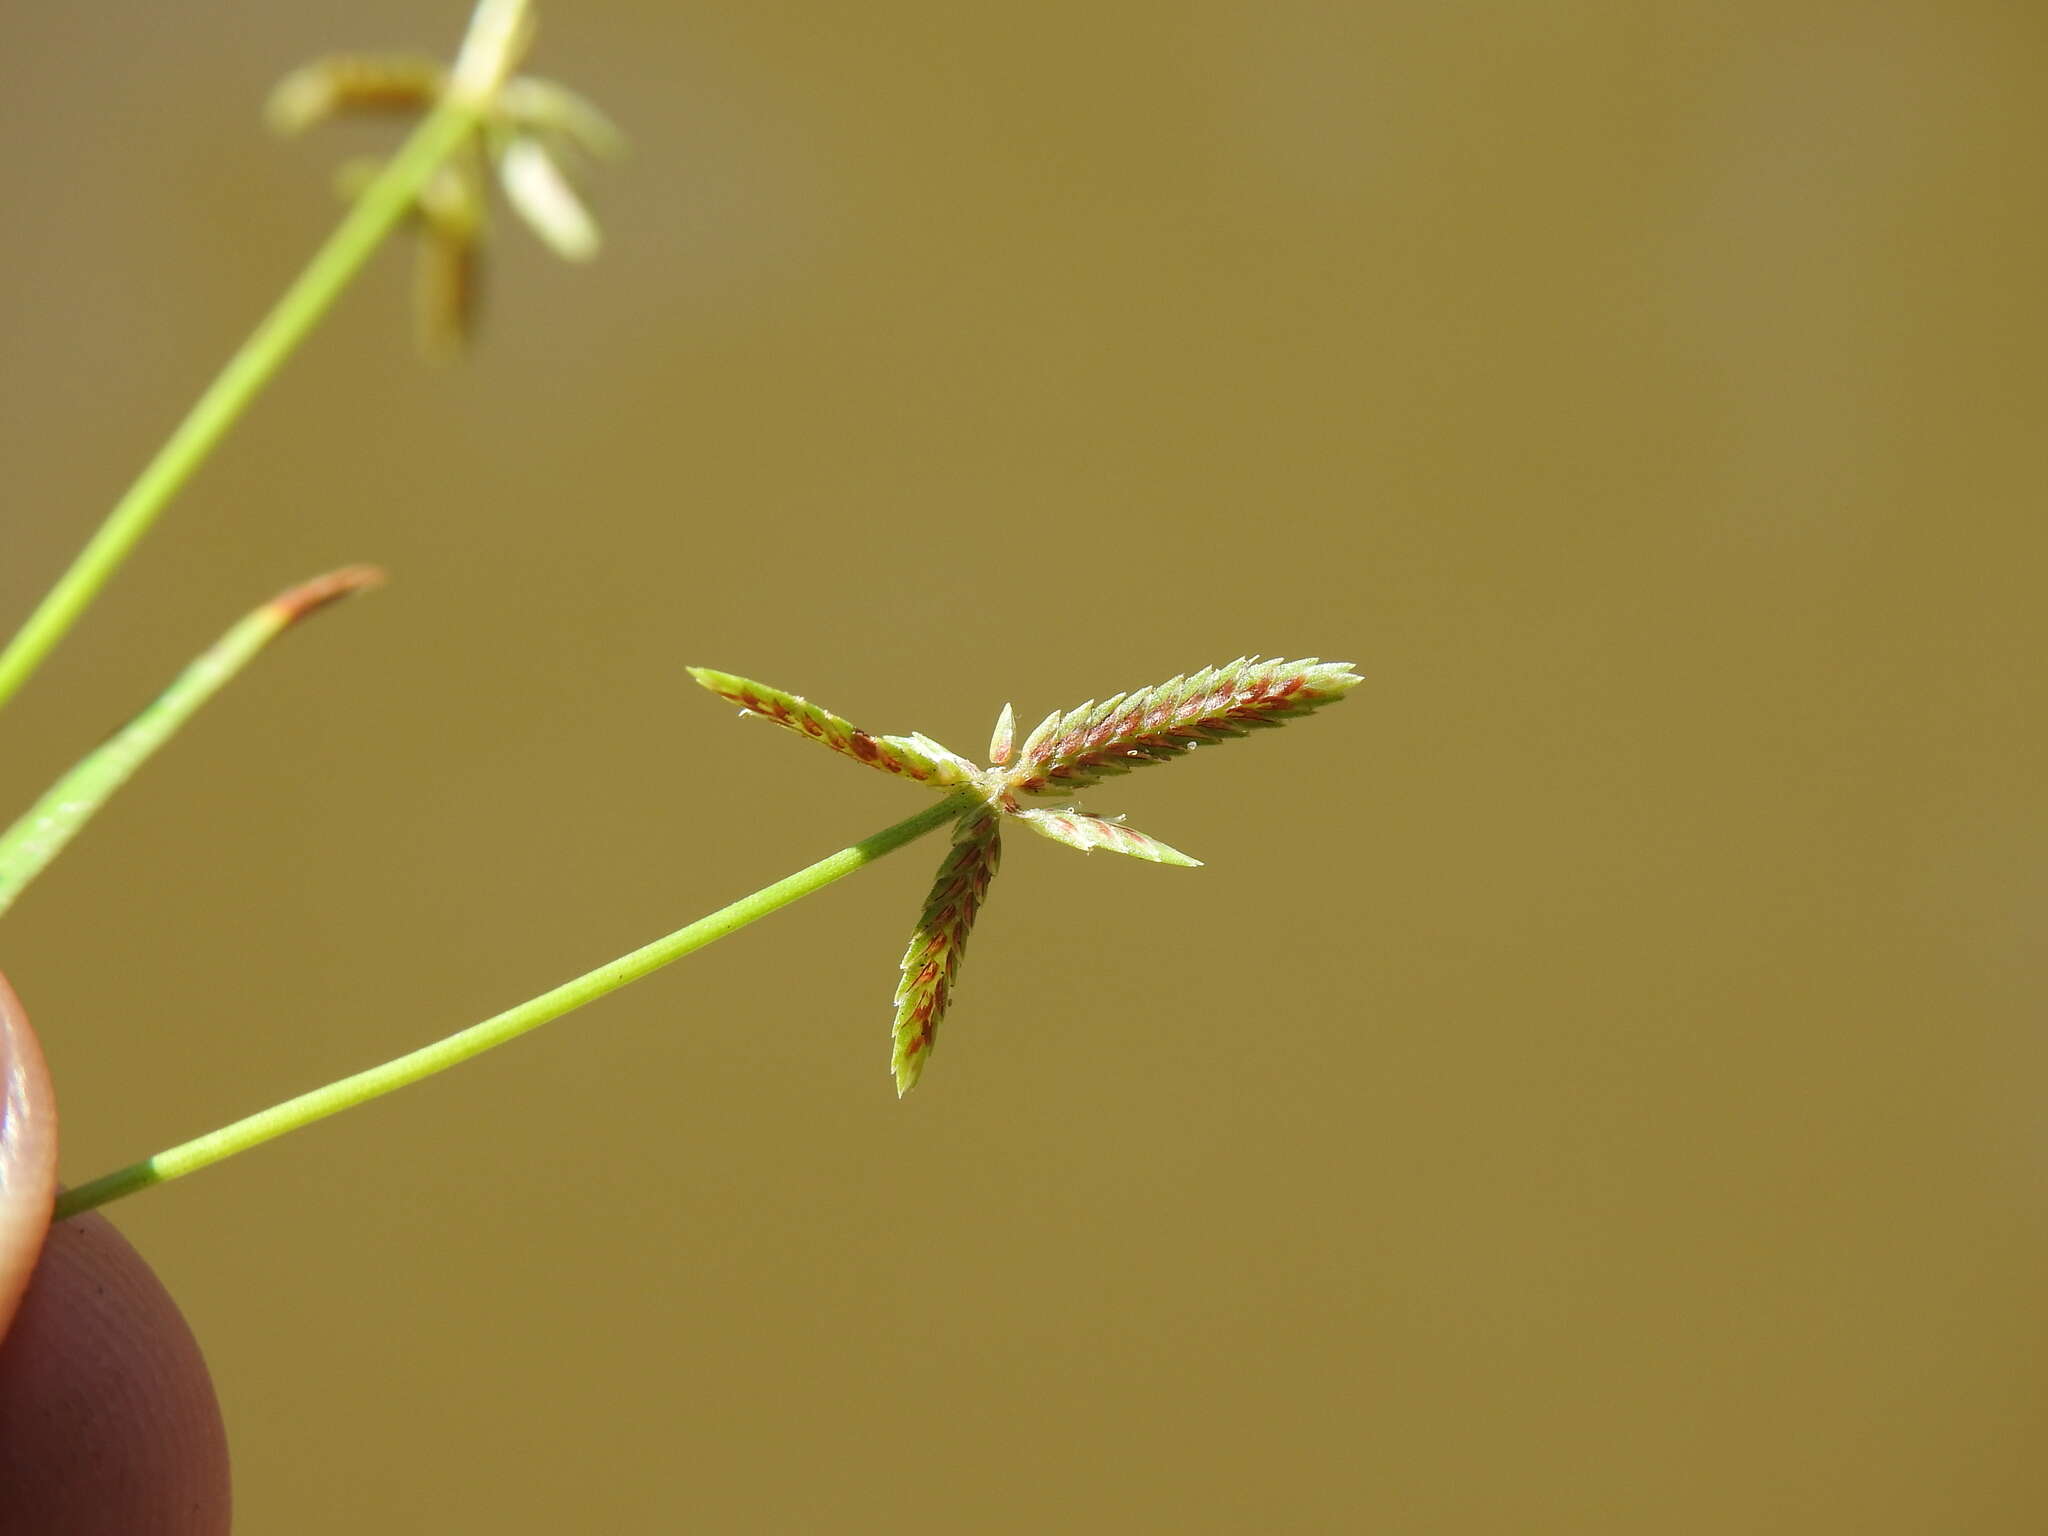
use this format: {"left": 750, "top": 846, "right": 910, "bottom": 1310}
{"left": 1006, "top": 657, "right": 1362, "bottom": 796}
{"left": 685, "top": 668, "right": 973, "bottom": 787}
{"left": 1012, "top": 808, "right": 1200, "bottom": 867}
{"left": 892, "top": 808, "right": 1002, "bottom": 1095}
{"left": 497, "top": 77, "right": 627, "bottom": 160}
{"left": 488, "top": 79, "right": 622, "bottom": 260}
{"left": 496, "top": 135, "right": 601, "bottom": 260}
{"left": 450, "top": 0, "right": 538, "bottom": 104}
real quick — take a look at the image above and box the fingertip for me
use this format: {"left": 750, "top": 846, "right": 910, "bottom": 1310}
{"left": 0, "top": 975, "right": 230, "bottom": 1534}
{"left": 0, "top": 1213, "right": 232, "bottom": 1535}
{"left": 0, "top": 971, "right": 57, "bottom": 1334}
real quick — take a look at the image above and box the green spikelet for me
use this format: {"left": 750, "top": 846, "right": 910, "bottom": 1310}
{"left": 1012, "top": 808, "right": 1200, "bottom": 866}
{"left": 988, "top": 703, "right": 1017, "bottom": 767}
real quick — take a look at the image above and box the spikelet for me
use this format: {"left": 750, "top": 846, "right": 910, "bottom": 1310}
{"left": 1005, "top": 657, "right": 1362, "bottom": 796}
{"left": 412, "top": 161, "right": 486, "bottom": 359}
{"left": 497, "top": 77, "right": 627, "bottom": 160}
{"left": 892, "top": 808, "right": 1002, "bottom": 1095}
{"left": 495, "top": 135, "right": 602, "bottom": 261}
{"left": 685, "top": 668, "right": 974, "bottom": 787}
{"left": 266, "top": 55, "right": 446, "bottom": 136}
{"left": 449, "top": 0, "right": 538, "bottom": 102}
{"left": 988, "top": 703, "right": 1017, "bottom": 767}
{"left": 1012, "top": 808, "right": 1199, "bottom": 867}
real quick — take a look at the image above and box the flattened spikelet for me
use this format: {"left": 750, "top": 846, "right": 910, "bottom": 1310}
{"left": 686, "top": 667, "right": 972, "bottom": 786}
{"left": 1005, "top": 657, "right": 1361, "bottom": 795}
{"left": 892, "top": 809, "right": 1003, "bottom": 1095}
{"left": 1013, "top": 808, "right": 1200, "bottom": 867}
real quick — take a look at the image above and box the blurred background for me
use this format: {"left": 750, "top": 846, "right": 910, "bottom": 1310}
{"left": 3, "top": 1, "right": 2044, "bottom": 1530}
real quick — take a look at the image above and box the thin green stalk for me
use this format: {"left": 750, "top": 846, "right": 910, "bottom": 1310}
{"left": 0, "top": 98, "right": 478, "bottom": 716}
{"left": 0, "top": 568, "right": 381, "bottom": 920}
{"left": 54, "top": 789, "right": 977, "bottom": 1220}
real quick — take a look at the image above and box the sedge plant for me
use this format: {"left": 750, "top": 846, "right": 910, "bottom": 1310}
{"left": 1, "top": 0, "right": 1363, "bottom": 1228}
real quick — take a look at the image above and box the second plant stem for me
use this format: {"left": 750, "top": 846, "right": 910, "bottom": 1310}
{"left": 54, "top": 790, "right": 977, "bottom": 1222}
{"left": 0, "top": 97, "right": 479, "bottom": 717}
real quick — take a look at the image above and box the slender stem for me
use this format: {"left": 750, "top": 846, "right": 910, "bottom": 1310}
{"left": 0, "top": 568, "right": 382, "bottom": 920}
{"left": 0, "top": 99, "right": 478, "bottom": 717}
{"left": 54, "top": 790, "right": 976, "bottom": 1220}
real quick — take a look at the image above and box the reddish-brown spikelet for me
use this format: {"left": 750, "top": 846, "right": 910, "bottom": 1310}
{"left": 892, "top": 808, "right": 1002, "bottom": 1095}
{"left": 1005, "top": 657, "right": 1362, "bottom": 795}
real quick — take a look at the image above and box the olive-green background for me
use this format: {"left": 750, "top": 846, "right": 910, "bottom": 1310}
{"left": 4, "top": 2, "right": 2043, "bottom": 1530}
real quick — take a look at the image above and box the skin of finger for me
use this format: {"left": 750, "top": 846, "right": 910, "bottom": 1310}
{"left": 0, "top": 973, "right": 57, "bottom": 1338}
{"left": 0, "top": 978, "right": 231, "bottom": 1535}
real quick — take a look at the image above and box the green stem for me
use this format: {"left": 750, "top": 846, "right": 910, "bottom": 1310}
{"left": 54, "top": 790, "right": 976, "bottom": 1221}
{"left": 0, "top": 98, "right": 479, "bottom": 717}
{"left": 0, "top": 568, "right": 381, "bottom": 920}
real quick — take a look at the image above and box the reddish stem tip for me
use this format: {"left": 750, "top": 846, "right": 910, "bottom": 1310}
{"left": 267, "top": 564, "right": 388, "bottom": 624}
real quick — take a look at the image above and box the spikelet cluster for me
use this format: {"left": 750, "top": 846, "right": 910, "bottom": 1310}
{"left": 267, "top": 23, "right": 620, "bottom": 357}
{"left": 690, "top": 656, "right": 1359, "bottom": 1094}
